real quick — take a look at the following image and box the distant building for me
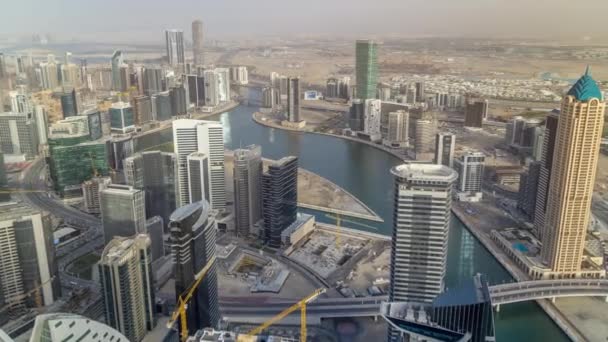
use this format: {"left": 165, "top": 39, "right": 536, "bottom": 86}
{"left": 540, "top": 68, "right": 605, "bottom": 277}
{"left": 454, "top": 151, "right": 485, "bottom": 202}
{"left": 230, "top": 66, "right": 248, "bottom": 85}
{"left": 133, "top": 95, "right": 152, "bottom": 125}
{"left": 173, "top": 120, "right": 225, "bottom": 209}
{"left": 415, "top": 81, "right": 425, "bottom": 103}
{"left": 0, "top": 112, "right": 39, "bottom": 159}
{"left": 434, "top": 132, "right": 456, "bottom": 168}
{"left": 145, "top": 216, "right": 165, "bottom": 261}
{"left": 109, "top": 101, "right": 135, "bottom": 134}
{"left": 187, "top": 152, "right": 210, "bottom": 204}
{"left": 34, "top": 105, "right": 49, "bottom": 145}
{"left": 99, "top": 234, "right": 155, "bottom": 342}
{"left": 518, "top": 161, "right": 541, "bottom": 221}
{"left": 169, "top": 201, "right": 220, "bottom": 331}
{"left": 192, "top": 20, "right": 204, "bottom": 66}
{"left": 384, "top": 110, "right": 409, "bottom": 147}
{"left": 387, "top": 164, "right": 457, "bottom": 340}
{"left": 533, "top": 113, "right": 558, "bottom": 240}
{"left": 107, "top": 134, "right": 134, "bottom": 172}
{"left": 59, "top": 88, "right": 79, "bottom": 118}
{"left": 233, "top": 145, "right": 263, "bottom": 237}
{"left": 0, "top": 153, "right": 8, "bottom": 202}
{"left": 262, "top": 87, "right": 279, "bottom": 108}
{"left": 349, "top": 99, "right": 365, "bottom": 131}
{"left": 81, "top": 108, "right": 103, "bottom": 140}
{"left": 154, "top": 91, "right": 172, "bottom": 121}
{"left": 287, "top": 77, "right": 301, "bottom": 122}
{"left": 100, "top": 184, "right": 146, "bottom": 244}
{"left": 355, "top": 40, "right": 378, "bottom": 100}
{"left": 170, "top": 86, "right": 187, "bottom": 116}
{"left": 0, "top": 202, "right": 60, "bottom": 323}
{"left": 30, "top": 313, "right": 129, "bottom": 342}
{"left": 143, "top": 67, "right": 163, "bottom": 95}
{"left": 165, "top": 29, "right": 185, "bottom": 67}
{"left": 326, "top": 76, "right": 350, "bottom": 99}
{"left": 82, "top": 176, "right": 111, "bottom": 214}
{"left": 124, "top": 151, "right": 178, "bottom": 225}
{"left": 363, "top": 99, "right": 381, "bottom": 141}
{"left": 262, "top": 156, "right": 298, "bottom": 248}
{"left": 111, "top": 50, "right": 124, "bottom": 91}
{"left": 414, "top": 118, "right": 436, "bottom": 157}
{"left": 464, "top": 99, "right": 488, "bottom": 128}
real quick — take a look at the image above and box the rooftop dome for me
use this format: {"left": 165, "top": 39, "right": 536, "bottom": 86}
{"left": 567, "top": 66, "right": 603, "bottom": 101}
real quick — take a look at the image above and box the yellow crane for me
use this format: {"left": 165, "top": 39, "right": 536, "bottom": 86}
{"left": 325, "top": 213, "right": 379, "bottom": 247}
{"left": 240, "top": 288, "right": 326, "bottom": 342}
{"left": 0, "top": 276, "right": 55, "bottom": 315}
{"left": 167, "top": 256, "right": 217, "bottom": 342}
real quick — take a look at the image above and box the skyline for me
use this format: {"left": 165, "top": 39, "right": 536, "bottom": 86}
{"left": 3, "top": 0, "right": 608, "bottom": 43}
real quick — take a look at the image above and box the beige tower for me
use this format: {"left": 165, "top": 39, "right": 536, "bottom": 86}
{"left": 541, "top": 68, "right": 605, "bottom": 276}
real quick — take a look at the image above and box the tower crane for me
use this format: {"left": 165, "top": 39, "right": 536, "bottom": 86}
{"left": 167, "top": 256, "right": 217, "bottom": 342}
{"left": 239, "top": 288, "right": 326, "bottom": 342}
{"left": 0, "top": 276, "right": 56, "bottom": 315}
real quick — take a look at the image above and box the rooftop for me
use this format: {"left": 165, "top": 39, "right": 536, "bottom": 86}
{"left": 567, "top": 67, "right": 603, "bottom": 101}
{"left": 391, "top": 163, "right": 458, "bottom": 182}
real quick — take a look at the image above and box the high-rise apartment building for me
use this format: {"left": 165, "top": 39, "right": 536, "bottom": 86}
{"left": 133, "top": 95, "right": 152, "bottom": 125}
{"left": 533, "top": 113, "right": 558, "bottom": 240}
{"left": 111, "top": 50, "right": 124, "bottom": 91}
{"left": 82, "top": 176, "right": 111, "bottom": 214}
{"left": 165, "top": 30, "right": 185, "bottom": 67}
{"left": 464, "top": 99, "right": 488, "bottom": 128}
{"left": 0, "top": 202, "right": 60, "bottom": 322}
{"left": 234, "top": 145, "right": 263, "bottom": 237}
{"left": 349, "top": 99, "right": 365, "bottom": 131}
{"left": 541, "top": 69, "right": 605, "bottom": 276}
{"left": 518, "top": 161, "right": 541, "bottom": 221}
{"left": 388, "top": 164, "right": 457, "bottom": 341}
{"left": 385, "top": 110, "right": 409, "bottom": 147}
{"left": 169, "top": 201, "right": 220, "bottom": 331}
{"left": 0, "top": 112, "right": 39, "bottom": 159}
{"left": 143, "top": 66, "right": 163, "bottom": 95}
{"left": 192, "top": 20, "right": 204, "bottom": 66}
{"left": 154, "top": 91, "right": 172, "bottom": 121}
{"left": 262, "top": 156, "right": 298, "bottom": 248}
{"left": 434, "top": 132, "right": 456, "bottom": 168}
{"left": 187, "top": 152, "right": 210, "bottom": 204}
{"left": 230, "top": 66, "right": 249, "bottom": 85}
{"left": 99, "top": 234, "right": 155, "bottom": 342}
{"left": 173, "top": 120, "right": 225, "bottom": 209}
{"left": 109, "top": 101, "right": 135, "bottom": 134}
{"left": 355, "top": 40, "right": 378, "bottom": 100}
{"left": 100, "top": 184, "right": 146, "bottom": 244}
{"left": 454, "top": 151, "right": 485, "bottom": 202}
{"left": 363, "top": 99, "right": 381, "bottom": 140}
{"left": 124, "top": 151, "right": 178, "bottom": 224}
{"left": 414, "top": 118, "right": 437, "bottom": 157}
{"left": 60, "top": 88, "right": 78, "bottom": 118}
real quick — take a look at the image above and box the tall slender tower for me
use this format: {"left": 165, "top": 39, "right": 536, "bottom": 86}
{"left": 355, "top": 40, "right": 378, "bottom": 100}
{"left": 172, "top": 119, "right": 225, "bottom": 210}
{"left": 234, "top": 145, "right": 263, "bottom": 237}
{"left": 388, "top": 164, "right": 457, "bottom": 341}
{"left": 541, "top": 68, "right": 605, "bottom": 276}
{"left": 111, "top": 50, "right": 123, "bottom": 91}
{"left": 192, "top": 20, "right": 204, "bottom": 66}
{"left": 287, "top": 77, "right": 301, "bottom": 122}
{"left": 165, "top": 29, "right": 185, "bottom": 67}
{"left": 99, "top": 234, "right": 155, "bottom": 342}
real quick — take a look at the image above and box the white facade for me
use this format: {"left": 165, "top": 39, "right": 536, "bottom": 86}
{"left": 49, "top": 116, "right": 89, "bottom": 138}
{"left": 165, "top": 29, "right": 185, "bottom": 66}
{"left": 230, "top": 66, "right": 248, "bottom": 85}
{"left": 34, "top": 106, "right": 48, "bottom": 145}
{"left": 30, "top": 313, "right": 129, "bottom": 342}
{"left": 173, "top": 119, "right": 225, "bottom": 210}
{"left": 454, "top": 151, "right": 485, "bottom": 202}
{"left": 389, "top": 164, "right": 457, "bottom": 305}
{"left": 386, "top": 110, "right": 409, "bottom": 146}
{"left": 363, "top": 99, "right": 381, "bottom": 140}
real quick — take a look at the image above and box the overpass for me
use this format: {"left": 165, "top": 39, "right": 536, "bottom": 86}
{"left": 221, "top": 279, "right": 608, "bottom": 323}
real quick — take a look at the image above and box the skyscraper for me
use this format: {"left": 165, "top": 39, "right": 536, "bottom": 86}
{"left": 541, "top": 68, "right": 605, "bottom": 276}
{"left": 172, "top": 120, "right": 225, "bottom": 209}
{"left": 287, "top": 77, "right": 300, "bottom": 122}
{"left": 169, "top": 201, "right": 220, "bottom": 332}
{"left": 355, "top": 40, "right": 378, "bottom": 100}
{"left": 82, "top": 176, "right": 111, "bottom": 214}
{"left": 154, "top": 91, "right": 172, "bottom": 121}
{"left": 434, "top": 132, "right": 456, "bottom": 168}
{"left": 454, "top": 151, "right": 485, "bottom": 202}
{"left": 0, "top": 112, "right": 39, "bottom": 159}
{"left": 349, "top": 99, "right": 365, "bottom": 131}
{"left": 187, "top": 152, "right": 210, "bottom": 204}
{"left": 109, "top": 101, "right": 135, "bottom": 134}
{"left": 234, "top": 145, "right": 263, "bottom": 237}
{"left": 262, "top": 156, "right": 298, "bottom": 248}
{"left": 518, "top": 161, "right": 541, "bottom": 221}
{"left": 99, "top": 234, "right": 155, "bottom": 342}
{"left": 124, "top": 151, "right": 178, "bottom": 225}
{"left": 0, "top": 153, "right": 8, "bottom": 202}
{"left": 414, "top": 118, "right": 437, "bottom": 157}
{"left": 165, "top": 29, "right": 185, "bottom": 67}
{"left": 464, "top": 99, "right": 488, "bottom": 128}
{"left": 100, "top": 184, "right": 146, "bottom": 244}
{"left": 111, "top": 50, "right": 124, "bottom": 91}
{"left": 143, "top": 66, "right": 163, "bottom": 95}
{"left": 133, "top": 95, "right": 152, "bottom": 125}
{"left": 192, "top": 20, "right": 204, "bottom": 66}
{"left": 388, "top": 164, "right": 457, "bottom": 341}
{"left": 60, "top": 88, "right": 78, "bottom": 118}
{"left": 0, "top": 202, "right": 60, "bottom": 322}
{"left": 533, "top": 112, "right": 558, "bottom": 240}
{"left": 363, "top": 99, "right": 381, "bottom": 140}
{"left": 385, "top": 110, "right": 409, "bottom": 147}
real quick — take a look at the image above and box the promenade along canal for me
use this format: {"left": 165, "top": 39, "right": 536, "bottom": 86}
{"left": 135, "top": 104, "right": 570, "bottom": 341}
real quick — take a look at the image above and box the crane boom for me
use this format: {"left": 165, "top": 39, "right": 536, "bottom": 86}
{"left": 243, "top": 288, "right": 326, "bottom": 339}
{"left": 167, "top": 255, "right": 217, "bottom": 341}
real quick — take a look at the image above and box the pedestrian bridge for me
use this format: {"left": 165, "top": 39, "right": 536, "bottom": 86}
{"left": 489, "top": 279, "right": 608, "bottom": 305}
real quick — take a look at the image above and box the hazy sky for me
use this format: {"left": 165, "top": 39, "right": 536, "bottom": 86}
{"left": 4, "top": 0, "right": 608, "bottom": 42}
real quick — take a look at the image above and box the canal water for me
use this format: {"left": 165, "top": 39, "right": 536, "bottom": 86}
{"left": 136, "top": 103, "right": 569, "bottom": 341}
